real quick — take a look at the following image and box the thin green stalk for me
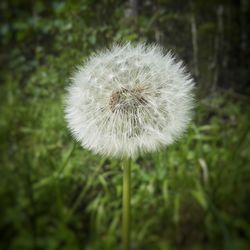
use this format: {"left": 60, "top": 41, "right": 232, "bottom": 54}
{"left": 123, "top": 158, "right": 131, "bottom": 250}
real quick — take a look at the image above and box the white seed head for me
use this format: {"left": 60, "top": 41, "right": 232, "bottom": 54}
{"left": 65, "top": 43, "right": 195, "bottom": 158}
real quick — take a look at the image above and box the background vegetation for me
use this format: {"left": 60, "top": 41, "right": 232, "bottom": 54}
{"left": 0, "top": 0, "right": 249, "bottom": 249}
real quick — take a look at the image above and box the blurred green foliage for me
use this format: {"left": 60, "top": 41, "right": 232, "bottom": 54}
{"left": 0, "top": 0, "right": 250, "bottom": 249}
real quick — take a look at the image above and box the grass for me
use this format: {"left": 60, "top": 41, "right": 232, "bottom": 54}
{"left": 1, "top": 49, "right": 250, "bottom": 250}
{"left": 1, "top": 1, "right": 249, "bottom": 248}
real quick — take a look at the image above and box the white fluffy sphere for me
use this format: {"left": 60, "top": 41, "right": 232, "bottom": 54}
{"left": 65, "top": 43, "right": 195, "bottom": 158}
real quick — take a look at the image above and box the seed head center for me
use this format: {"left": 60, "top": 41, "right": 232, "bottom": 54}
{"left": 109, "top": 86, "right": 147, "bottom": 112}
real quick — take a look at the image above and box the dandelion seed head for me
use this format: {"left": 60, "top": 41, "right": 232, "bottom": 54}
{"left": 65, "top": 43, "right": 195, "bottom": 158}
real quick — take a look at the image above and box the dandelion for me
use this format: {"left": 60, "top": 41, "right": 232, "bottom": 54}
{"left": 64, "top": 43, "right": 195, "bottom": 250}
{"left": 65, "top": 43, "right": 194, "bottom": 159}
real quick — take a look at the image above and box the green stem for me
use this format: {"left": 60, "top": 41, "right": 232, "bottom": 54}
{"left": 123, "top": 158, "right": 131, "bottom": 250}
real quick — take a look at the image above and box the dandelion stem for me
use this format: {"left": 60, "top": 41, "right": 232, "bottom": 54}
{"left": 123, "top": 158, "right": 131, "bottom": 250}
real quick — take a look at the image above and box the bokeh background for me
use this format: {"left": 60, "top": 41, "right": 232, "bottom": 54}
{"left": 0, "top": 0, "right": 250, "bottom": 249}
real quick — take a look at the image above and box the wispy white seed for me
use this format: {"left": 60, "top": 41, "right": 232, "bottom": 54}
{"left": 65, "top": 43, "right": 195, "bottom": 158}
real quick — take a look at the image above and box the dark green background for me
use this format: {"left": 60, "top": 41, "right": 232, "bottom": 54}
{"left": 0, "top": 0, "right": 249, "bottom": 249}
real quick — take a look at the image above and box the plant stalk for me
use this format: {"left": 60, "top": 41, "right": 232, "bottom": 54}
{"left": 123, "top": 158, "right": 131, "bottom": 250}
